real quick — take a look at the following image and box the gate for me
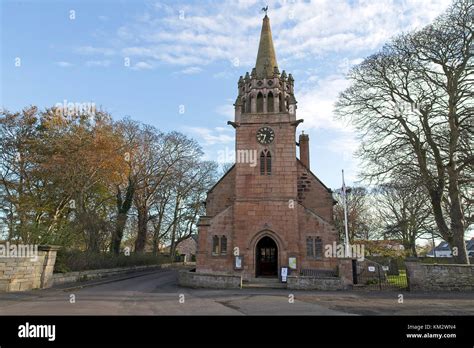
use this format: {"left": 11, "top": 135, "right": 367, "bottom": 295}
{"left": 352, "top": 259, "right": 407, "bottom": 291}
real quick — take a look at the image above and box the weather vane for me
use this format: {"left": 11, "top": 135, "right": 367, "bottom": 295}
{"left": 262, "top": 5, "right": 268, "bottom": 16}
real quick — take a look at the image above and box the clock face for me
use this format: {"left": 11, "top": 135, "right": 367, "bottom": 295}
{"left": 256, "top": 127, "right": 275, "bottom": 144}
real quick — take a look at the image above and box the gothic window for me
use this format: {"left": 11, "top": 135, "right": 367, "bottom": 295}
{"left": 306, "top": 237, "right": 314, "bottom": 257}
{"left": 307, "top": 236, "right": 323, "bottom": 259}
{"left": 260, "top": 150, "right": 271, "bottom": 175}
{"left": 267, "top": 92, "right": 274, "bottom": 112}
{"left": 220, "top": 236, "right": 227, "bottom": 255}
{"left": 279, "top": 93, "right": 284, "bottom": 112}
{"left": 286, "top": 96, "right": 290, "bottom": 112}
{"left": 266, "top": 151, "right": 271, "bottom": 174}
{"left": 257, "top": 92, "right": 264, "bottom": 113}
{"left": 315, "top": 237, "right": 323, "bottom": 259}
{"left": 212, "top": 236, "right": 228, "bottom": 256}
{"left": 247, "top": 95, "right": 253, "bottom": 113}
{"left": 212, "top": 236, "right": 219, "bottom": 255}
{"left": 242, "top": 98, "right": 246, "bottom": 114}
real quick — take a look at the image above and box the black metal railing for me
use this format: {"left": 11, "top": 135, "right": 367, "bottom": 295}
{"left": 300, "top": 268, "right": 338, "bottom": 278}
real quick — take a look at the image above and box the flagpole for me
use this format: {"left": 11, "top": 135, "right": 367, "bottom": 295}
{"left": 342, "top": 170, "right": 350, "bottom": 258}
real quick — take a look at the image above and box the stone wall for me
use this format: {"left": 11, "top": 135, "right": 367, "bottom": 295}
{"left": 287, "top": 275, "right": 345, "bottom": 290}
{"left": 406, "top": 261, "right": 474, "bottom": 291}
{"left": 52, "top": 264, "right": 162, "bottom": 286}
{"left": 337, "top": 258, "right": 354, "bottom": 288}
{"left": 178, "top": 270, "right": 242, "bottom": 289}
{"left": 0, "top": 245, "right": 59, "bottom": 292}
{"left": 286, "top": 259, "right": 353, "bottom": 290}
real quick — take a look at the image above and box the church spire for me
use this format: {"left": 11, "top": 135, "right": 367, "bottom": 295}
{"left": 234, "top": 10, "right": 296, "bottom": 117}
{"left": 255, "top": 14, "right": 278, "bottom": 79}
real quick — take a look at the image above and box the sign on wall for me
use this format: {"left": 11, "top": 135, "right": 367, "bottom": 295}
{"left": 289, "top": 257, "right": 297, "bottom": 270}
{"left": 281, "top": 267, "right": 288, "bottom": 283}
{"left": 234, "top": 256, "right": 243, "bottom": 270}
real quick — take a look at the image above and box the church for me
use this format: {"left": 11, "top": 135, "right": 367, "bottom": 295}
{"left": 196, "top": 14, "right": 339, "bottom": 281}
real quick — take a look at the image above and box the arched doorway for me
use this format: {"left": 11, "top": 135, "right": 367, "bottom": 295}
{"left": 255, "top": 236, "right": 278, "bottom": 277}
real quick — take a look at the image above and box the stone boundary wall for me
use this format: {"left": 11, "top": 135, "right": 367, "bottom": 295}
{"left": 0, "top": 245, "right": 59, "bottom": 292}
{"left": 406, "top": 262, "right": 474, "bottom": 291}
{"left": 178, "top": 270, "right": 242, "bottom": 289}
{"left": 287, "top": 275, "right": 345, "bottom": 290}
{"left": 287, "top": 258, "right": 354, "bottom": 290}
{"left": 337, "top": 258, "right": 354, "bottom": 289}
{"left": 52, "top": 264, "right": 165, "bottom": 286}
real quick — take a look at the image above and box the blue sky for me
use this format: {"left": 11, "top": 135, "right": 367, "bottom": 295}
{"left": 1, "top": 0, "right": 451, "bottom": 190}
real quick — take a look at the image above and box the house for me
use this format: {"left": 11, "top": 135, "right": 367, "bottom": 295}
{"left": 426, "top": 238, "right": 474, "bottom": 257}
{"left": 176, "top": 235, "right": 198, "bottom": 262}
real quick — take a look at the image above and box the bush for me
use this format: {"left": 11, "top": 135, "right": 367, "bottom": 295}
{"left": 54, "top": 249, "right": 170, "bottom": 273}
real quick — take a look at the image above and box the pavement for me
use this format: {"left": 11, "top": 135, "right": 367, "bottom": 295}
{"left": 0, "top": 268, "right": 473, "bottom": 315}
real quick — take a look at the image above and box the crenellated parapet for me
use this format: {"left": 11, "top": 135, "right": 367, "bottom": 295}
{"left": 235, "top": 68, "right": 297, "bottom": 119}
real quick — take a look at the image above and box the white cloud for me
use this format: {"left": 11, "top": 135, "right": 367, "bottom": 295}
{"left": 297, "top": 74, "right": 352, "bottom": 132}
{"left": 108, "top": 0, "right": 450, "bottom": 71}
{"left": 185, "top": 126, "right": 234, "bottom": 145}
{"left": 56, "top": 61, "right": 73, "bottom": 67}
{"left": 131, "top": 61, "right": 154, "bottom": 70}
{"left": 215, "top": 100, "right": 235, "bottom": 119}
{"left": 314, "top": 130, "right": 360, "bottom": 184}
{"left": 179, "top": 66, "right": 203, "bottom": 74}
{"left": 85, "top": 60, "right": 111, "bottom": 67}
{"left": 75, "top": 46, "right": 115, "bottom": 56}
{"left": 326, "top": 132, "right": 359, "bottom": 158}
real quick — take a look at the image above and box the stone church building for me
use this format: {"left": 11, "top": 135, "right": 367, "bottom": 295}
{"left": 196, "top": 15, "right": 339, "bottom": 281}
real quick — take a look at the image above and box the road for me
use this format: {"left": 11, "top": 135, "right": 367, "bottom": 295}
{"left": 0, "top": 269, "right": 473, "bottom": 315}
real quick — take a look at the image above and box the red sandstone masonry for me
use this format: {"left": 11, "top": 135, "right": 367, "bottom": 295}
{"left": 196, "top": 17, "right": 338, "bottom": 279}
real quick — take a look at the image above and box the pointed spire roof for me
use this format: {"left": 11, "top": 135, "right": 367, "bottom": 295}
{"left": 255, "top": 15, "right": 278, "bottom": 79}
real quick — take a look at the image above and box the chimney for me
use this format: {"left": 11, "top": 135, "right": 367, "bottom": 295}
{"left": 299, "top": 131, "right": 310, "bottom": 169}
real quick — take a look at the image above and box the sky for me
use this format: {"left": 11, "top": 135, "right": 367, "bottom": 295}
{"left": 0, "top": 0, "right": 452, "bottom": 190}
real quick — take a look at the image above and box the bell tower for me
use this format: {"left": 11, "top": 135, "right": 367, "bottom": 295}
{"left": 195, "top": 11, "right": 338, "bottom": 282}
{"left": 231, "top": 14, "right": 301, "bottom": 201}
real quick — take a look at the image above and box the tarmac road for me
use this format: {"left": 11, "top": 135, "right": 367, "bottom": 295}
{"left": 0, "top": 268, "right": 472, "bottom": 315}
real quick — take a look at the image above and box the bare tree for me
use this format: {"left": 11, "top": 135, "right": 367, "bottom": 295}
{"left": 0, "top": 106, "right": 38, "bottom": 241}
{"left": 167, "top": 160, "right": 218, "bottom": 259}
{"left": 133, "top": 131, "right": 204, "bottom": 253}
{"left": 336, "top": 0, "right": 473, "bottom": 263}
{"left": 375, "top": 181, "right": 435, "bottom": 256}
{"left": 333, "top": 186, "right": 377, "bottom": 242}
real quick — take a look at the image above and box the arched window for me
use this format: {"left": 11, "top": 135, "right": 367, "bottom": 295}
{"left": 257, "top": 92, "right": 264, "bottom": 113}
{"left": 212, "top": 236, "right": 219, "bottom": 255}
{"left": 242, "top": 97, "right": 246, "bottom": 114}
{"left": 286, "top": 96, "right": 290, "bottom": 112}
{"left": 267, "top": 92, "right": 274, "bottom": 112}
{"left": 307, "top": 236, "right": 323, "bottom": 259}
{"left": 279, "top": 93, "right": 284, "bottom": 112}
{"left": 306, "top": 237, "right": 314, "bottom": 257}
{"left": 315, "top": 237, "right": 323, "bottom": 259}
{"left": 247, "top": 95, "right": 252, "bottom": 113}
{"left": 220, "top": 236, "right": 227, "bottom": 255}
{"left": 260, "top": 150, "right": 271, "bottom": 175}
